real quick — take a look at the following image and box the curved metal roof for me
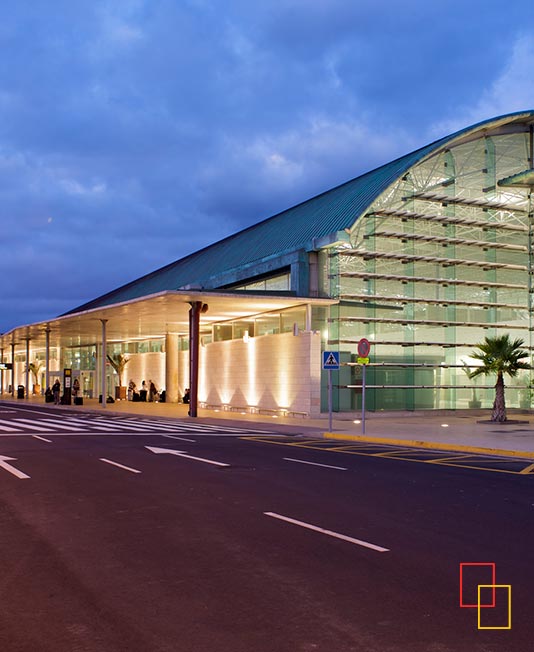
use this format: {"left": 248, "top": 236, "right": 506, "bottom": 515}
{"left": 68, "top": 110, "right": 534, "bottom": 313}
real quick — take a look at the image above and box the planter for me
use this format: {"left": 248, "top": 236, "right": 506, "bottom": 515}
{"left": 32, "top": 384, "right": 41, "bottom": 395}
{"left": 115, "top": 386, "right": 127, "bottom": 400}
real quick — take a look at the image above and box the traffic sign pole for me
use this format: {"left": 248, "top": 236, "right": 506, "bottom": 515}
{"left": 328, "top": 369, "right": 333, "bottom": 432}
{"left": 323, "top": 351, "right": 339, "bottom": 432}
{"left": 357, "top": 339, "right": 370, "bottom": 435}
{"left": 362, "top": 363, "right": 366, "bottom": 435}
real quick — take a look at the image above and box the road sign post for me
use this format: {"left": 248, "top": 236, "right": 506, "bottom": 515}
{"left": 361, "top": 363, "right": 366, "bottom": 434}
{"left": 357, "top": 339, "right": 371, "bottom": 435}
{"left": 328, "top": 369, "right": 333, "bottom": 432}
{"left": 323, "top": 351, "right": 340, "bottom": 432}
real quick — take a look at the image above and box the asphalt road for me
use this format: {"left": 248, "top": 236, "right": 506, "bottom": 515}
{"left": 0, "top": 404, "right": 532, "bottom": 651}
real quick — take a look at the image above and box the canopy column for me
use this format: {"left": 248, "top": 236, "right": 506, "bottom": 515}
{"left": 45, "top": 328, "right": 51, "bottom": 392}
{"left": 10, "top": 342, "right": 15, "bottom": 396}
{"left": 188, "top": 301, "right": 208, "bottom": 418}
{"left": 165, "top": 333, "right": 179, "bottom": 403}
{"left": 100, "top": 319, "right": 108, "bottom": 408}
{"left": 25, "top": 338, "right": 30, "bottom": 399}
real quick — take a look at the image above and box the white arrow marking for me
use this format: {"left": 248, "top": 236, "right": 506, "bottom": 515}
{"left": 0, "top": 455, "right": 31, "bottom": 479}
{"left": 145, "top": 446, "right": 229, "bottom": 467}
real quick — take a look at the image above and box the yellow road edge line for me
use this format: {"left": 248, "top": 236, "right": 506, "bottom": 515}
{"left": 323, "top": 432, "right": 534, "bottom": 460}
{"left": 519, "top": 462, "right": 534, "bottom": 475}
{"left": 429, "top": 461, "right": 522, "bottom": 475}
{"left": 371, "top": 449, "right": 439, "bottom": 457}
{"left": 242, "top": 436, "right": 527, "bottom": 475}
{"left": 425, "top": 454, "right": 477, "bottom": 463}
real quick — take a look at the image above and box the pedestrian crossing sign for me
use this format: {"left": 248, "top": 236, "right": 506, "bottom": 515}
{"left": 323, "top": 351, "right": 340, "bottom": 370}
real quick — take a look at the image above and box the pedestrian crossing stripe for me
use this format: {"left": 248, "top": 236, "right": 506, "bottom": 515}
{"left": 0, "top": 415, "right": 275, "bottom": 436}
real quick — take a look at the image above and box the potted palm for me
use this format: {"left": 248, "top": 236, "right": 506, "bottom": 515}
{"left": 28, "top": 360, "right": 43, "bottom": 395}
{"left": 106, "top": 353, "right": 130, "bottom": 400}
{"left": 469, "top": 335, "right": 531, "bottom": 422}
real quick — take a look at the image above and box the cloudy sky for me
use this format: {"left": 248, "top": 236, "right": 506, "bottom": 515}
{"left": 2, "top": 0, "right": 534, "bottom": 333}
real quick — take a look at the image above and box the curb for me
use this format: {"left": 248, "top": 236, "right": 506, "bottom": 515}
{"left": 322, "top": 432, "right": 534, "bottom": 460}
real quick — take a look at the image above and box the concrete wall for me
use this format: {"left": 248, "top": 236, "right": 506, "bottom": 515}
{"left": 186, "top": 331, "right": 321, "bottom": 416}
{"left": 125, "top": 352, "right": 166, "bottom": 393}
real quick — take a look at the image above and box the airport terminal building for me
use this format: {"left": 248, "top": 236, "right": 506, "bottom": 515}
{"left": 2, "top": 110, "right": 534, "bottom": 415}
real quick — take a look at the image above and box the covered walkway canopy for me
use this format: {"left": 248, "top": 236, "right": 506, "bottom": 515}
{"left": 0, "top": 290, "right": 335, "bottom": 415}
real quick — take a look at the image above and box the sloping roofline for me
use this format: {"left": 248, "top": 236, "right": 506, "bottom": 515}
{"left": 67, "top": 110, "right": 534, "bottom": 314}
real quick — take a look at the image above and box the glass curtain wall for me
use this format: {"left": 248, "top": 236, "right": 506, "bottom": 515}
{"left": 327, "top": 128, "right": 533, "bottom": 410}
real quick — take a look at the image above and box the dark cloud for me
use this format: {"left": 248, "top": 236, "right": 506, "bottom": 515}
{"left": 1, "top": 0, "right": 534, "bottom": 332}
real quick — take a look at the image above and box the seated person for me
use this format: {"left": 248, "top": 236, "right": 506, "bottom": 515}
{"left": 182, "top": 388, "right": 190, "bottom": 404}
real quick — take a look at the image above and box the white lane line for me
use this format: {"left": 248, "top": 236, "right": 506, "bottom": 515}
{"left": 0, "top": 455, "right": 31, "bottom": 479}
{"left": 283, "top": 457, "right": 347, "bottom": 471}
{"left": 99, "top": 458, "right": 142, "bottom": 474}
{"left": 264, "top": 512, "right": 389, "bottom": 553}
{"left": 32, "top": 435, "right": 53, "bottom": 443}
{"left": 162, "top": 434, "right": 196, "bottom": 443}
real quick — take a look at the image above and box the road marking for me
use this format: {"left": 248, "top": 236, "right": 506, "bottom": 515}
{"left": 425, "top": 454, "right": 474, "bottom": 463}
{"left": 520, "top": 462, "right": 534, "bottom": 475}
{"left": 283, "top": 457, "right": 347, "bottom": 471}
{"left": 0, "top": 455, "right": 30, "bottom": 479}
{"left": 14, "top": 418, "right": 81, "bottom": 431}
{"left": 32, "top": 435, "right": 52, "bottom": 443}
{"left": 264, "top": 512, "right": 389, "bottom": 553}
{"left": 145, "top": 446, "right": 230, "bottom": 467}
{"left": 99, "top": 458, "right": 142, "bottom": 474}
{"left": 0, "top": 422, "right": 18, "bottom": 432}
{"left": 61, "top": 418, "right": 123, "bottom": 431}
{"left": 162, "top": 434, "right": 196, "bottom": 443}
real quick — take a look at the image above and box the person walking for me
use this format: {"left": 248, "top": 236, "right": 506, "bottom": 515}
{"left": 72, "top": 378, "right": 80, "bottom": 401}
{"left": 52, "top": 379, "right": 61, "bottom": 405}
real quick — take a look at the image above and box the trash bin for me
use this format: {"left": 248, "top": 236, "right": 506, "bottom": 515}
{"left": 17, "top": 385, "right": 25, "bottom": 399}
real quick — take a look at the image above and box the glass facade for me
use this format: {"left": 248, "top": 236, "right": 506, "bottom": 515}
{"left": 231, "top": 271, "right": 290, "bottom": 292}
{"left": 213, "top": 305, "right": 307, "bottom": 342}
{"left": 326, "top": 128, "right": 534, "bottom": 410}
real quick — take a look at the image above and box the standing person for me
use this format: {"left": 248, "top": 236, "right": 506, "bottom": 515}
{"left": 128, "top": 379, "right": 136, "bottom": 401}
{"left": 52, "top": 379, "right": 61, "bottom": 405}
{"left": 149, "top": 380, "right": 157, "bottom": 402}
{"left": 72, "top": 378, "right": 80, "bottom": 401}
{"left": 140, "top": 380, "right": 147, "bottom": 402}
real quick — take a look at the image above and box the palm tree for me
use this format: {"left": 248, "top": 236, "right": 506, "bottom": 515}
{"left": 27, "top": 360, "right": 43, "bottom": 394}
{"left": 106, "top": 353, "right": 130, "bottom": 388}
{"left": 469, "top": 335, "right": 531, "bottom": 422}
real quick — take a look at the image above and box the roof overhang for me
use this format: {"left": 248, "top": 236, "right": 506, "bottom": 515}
{"left": 1, "top": 290, "right": 336, "bottom": 351}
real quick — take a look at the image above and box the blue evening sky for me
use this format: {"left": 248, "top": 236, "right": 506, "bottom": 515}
{"left": 1, "top": 0, "right": 533, "bottom": 332}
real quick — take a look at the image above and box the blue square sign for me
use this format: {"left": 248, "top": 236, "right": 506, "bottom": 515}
{"left": 322, "top": 351, "right": 340, "bottom": 370}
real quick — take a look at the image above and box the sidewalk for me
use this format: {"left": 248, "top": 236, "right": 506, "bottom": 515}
{"left": 2, "top": 395, "right": 534, "bottom": 459}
